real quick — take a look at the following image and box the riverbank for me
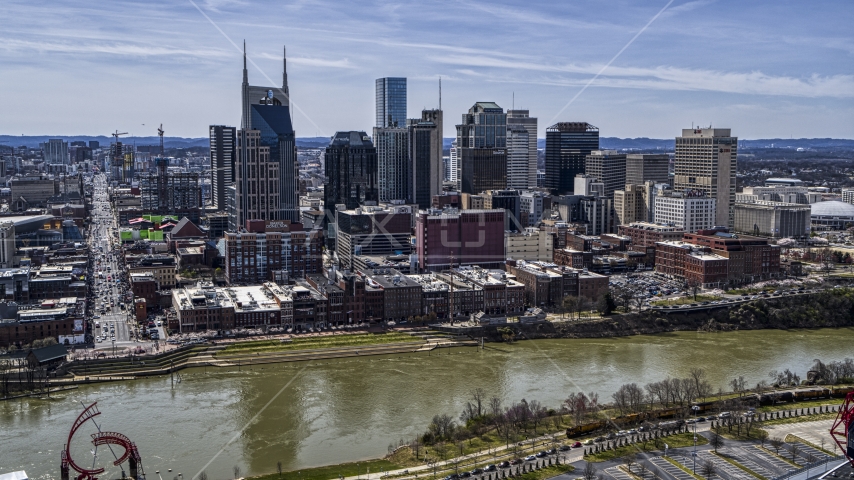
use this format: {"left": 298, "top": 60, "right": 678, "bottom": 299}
{"left": 471, "top": 289, "right": 854, "bottom": 342}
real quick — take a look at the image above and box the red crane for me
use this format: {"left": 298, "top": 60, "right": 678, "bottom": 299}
{"left": 831, "top": 391, "right": 854, "bottom": 466}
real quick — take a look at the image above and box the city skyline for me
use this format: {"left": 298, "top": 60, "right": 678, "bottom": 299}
{"left": 1, "top": 0, "right": 852, "bottom": 139}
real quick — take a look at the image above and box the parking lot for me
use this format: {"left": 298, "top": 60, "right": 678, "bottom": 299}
{"left": 764, "top": 419, "right": 836, "bottom": 454}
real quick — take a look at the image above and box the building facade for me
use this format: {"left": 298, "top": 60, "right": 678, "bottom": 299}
{"left": 545, "top": 122, "right": 599, "bottom": 195}
{"left": 506, "top": 110, "right": 538, "bottom": 189}
{"left": 416, "top": 209, "right": 505, "bottom": 272}
{"left": 456, "top": 102, "right": 507, "bottom": 194}
{"left": 673, "top": 128, "right": 737, "bottom": 228}
{"left": 209, "top": 125, "right": 236, "bottom": 212}
{"left": 653, "top": 191, "right": 716, "bottom": 232}
{"left": 733, "top": 201, "right": 811, "bottom": 239}
{"left": 584, "top": 150, "right": 626, "bottom": 198}
{"left": 625, "top": 153, "right": 670, "bottom": 186}
{"left": 375, "top": 77, "right": 407, "bottom": 127}
{"left": 374, "top": 127, "right": 410, "bottom": 202}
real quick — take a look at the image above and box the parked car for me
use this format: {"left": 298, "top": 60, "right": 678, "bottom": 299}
{"left": 535, "top": 451, "right": 547, "bottom": 458}
{"left": 571, "top": 441, "right": 582, "bottom": 448}
{"left": 484, "top": 465, "right": 497, "bottom": 472}
{"left": 498, "top": 462, "right": 510, "bottom": 469}
{"left": 524, "top": 455, "right": 536, "bottom": 462}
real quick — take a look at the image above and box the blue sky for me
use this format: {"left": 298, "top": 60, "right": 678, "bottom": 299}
{"left": 1, "top": 0, "right": 852, "bottom": 139}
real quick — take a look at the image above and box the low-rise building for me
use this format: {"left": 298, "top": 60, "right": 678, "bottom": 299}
{"left": 733, "top": 200, "right": 811, "bottom": 239}
{"left": 504, "top": 229, "right": 553, "bottom": 262}
{"left": 653, "top": 191, "right": 716, "bottom": 232}
{"left": 224, "top": 220, "right": 323, "bottom": 284}
{"left": 617, "top": 222, "right": 685, "bottom": 247}
{"left": 335, "top": 205, "right": 412, "bottom": 270}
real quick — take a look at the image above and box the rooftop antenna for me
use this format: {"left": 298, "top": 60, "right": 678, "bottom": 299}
{"left": 439, "top": 76, "right": 442, "bottom": 111}
{"left": 512, "top": 91, "right": 515, "bottom": 111}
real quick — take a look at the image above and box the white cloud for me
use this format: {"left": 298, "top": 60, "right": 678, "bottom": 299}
{"left": 0, "top": 37, "right": 228, "bottom": 59}
{"left": 256, "top": 52, "right": 355, "bottom": 69}
{"left": 434, "top": 54, "right": 854, "bottom": 98}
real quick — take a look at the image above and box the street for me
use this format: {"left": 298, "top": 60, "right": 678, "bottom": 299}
{"left": 87, "top": 172, "right": 166, "bottom": 356}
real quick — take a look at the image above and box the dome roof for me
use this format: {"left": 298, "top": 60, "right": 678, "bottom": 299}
{"left": 811, "top": 200, "right": 854, "bottom": 217}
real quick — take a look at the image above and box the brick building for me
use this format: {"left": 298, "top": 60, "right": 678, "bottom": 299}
{"left": 416, "top": 209, "right": 505, "bottom": 272}
{"left": 224, "top": 220, "right": 323, "bottom": 284}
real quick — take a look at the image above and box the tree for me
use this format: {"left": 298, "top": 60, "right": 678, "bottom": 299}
{"left": 700, "top": 460, "right": 716, "bottom": 480}
{"left": 582, "top": 462, "right": 598, "bottom": 480}
{"left": 729, "top": 376, "right": 747, "bottom": 397}
{"left": 790, "top": 443, "right": 798, "bottom": 463}
{"left": 686, "top": 278, "right": 702, "bottom": 301}
{"left": 709, "top": 431, "right": 724, "bottom": 453}
{"left": 562, "top": 295, "right": 580, "bottom": 320}
{"left": 756, "top": 429, "right": 769, "bottom": 447}
{"left": 233, "top": 466, "right": 241, "bottom": 480}
{"left": 769, "top": 437, "right": 784, "bottom": 455}
{"left": 199, "top": 473, "right": 208, "bottom": 480}
{"left": 622, "top": 452, "right": 637, "bottom": 472}
{"left": 277, "top": 462, "right": 283, "bottom": 478}
{"left": 598, "top": 292, "right": 616, "bottom": 316}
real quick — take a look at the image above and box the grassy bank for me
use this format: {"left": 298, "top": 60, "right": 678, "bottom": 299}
{"left": 219, "top": 332, "right": 422, "bottom": 355}
{"left": 250, "top": 458, "right": 402, "bottom": 480}
{"left": 757, "top": 397, "right": 843, "bottom": 413}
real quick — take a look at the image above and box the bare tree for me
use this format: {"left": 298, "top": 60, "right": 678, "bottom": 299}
{"left": 729, "top": 376, "right": 747, "bottom": 397}
{"left": 277, "top": 461, "right": 283, "bottom": 478}
{"left": 791, "top": 444, "right": 799, "bottom": 463}
{"left": 198, "top": 472, "right": 208, "bottom": 480}
{"left": 471, "top": 388, "right": 485, "bottom": 417}
{"left": 700, "top": 460, "right": 716, "bottom": 480}
{"left": 582, "top": 462, "right": 598, "bottom": 480}
{"left": 769, "top": 437, "right": 784, "bottom": 456}
{"left": 233, "top": 465, "right": 241, "bottom": 480}
{"left": 755, "top": 428, "right": 769, "bottom": 447}
{"left": 622, "top": 452, "right": 638, "bottom": 471}
{"left": 709, "top": 431, "right": 724, "bottom": 453}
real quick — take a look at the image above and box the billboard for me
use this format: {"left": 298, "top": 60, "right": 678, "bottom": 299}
{"left": 74, "top": 319, "right": 83, "bottom": 332}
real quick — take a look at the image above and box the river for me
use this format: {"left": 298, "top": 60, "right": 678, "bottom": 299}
{"left": 2, "top": 328, "right": 853, "bottom": 479}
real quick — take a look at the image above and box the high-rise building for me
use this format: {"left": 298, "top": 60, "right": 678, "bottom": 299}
{"left": 324, "top": 132, "right": 379, "bottom": 245}
{"left": 506, "top": 125, "right": 530, "bottom": 190}
{"left": 506, "top": 110, "right": 537, "bottom": 188}
{"left": 625, "top": 154, "right": 670, "bottom": 186}
{"left": 545, "top": 122, "right": 599, "bottom": 195}
{"left": 374, "top": 127, "right": 410, "bottom": 202}
{"left": 456, "top": 102, "right": 507, "bottom": 194}
{"left": 409, "top": 109, "right": 444, "bottom": 209}
{"left": 335, "top": 205, "right": 413, "bottom": 269}
{"left": 235, "top": 44, "right": 299, "bottom": 226}
{"left": 139, "top": 172, "right": 202, "bottom": 222}
{"left": 209, "top": 125, "right": 236, "bottom": 211}
{"left": 673, "top": 128, "right": 737, "bottom": 228}
{"left": 448, "top": 140, "right": 459, "bottom": 184}
{"left": 375, "top": 77, "right": 407, "bottom": 128}
{"left": 40, "top": 139, "right": 68, "bottom": 164}
{"left": 584, "top": 150, "right": 626, "bottom": 199}
{"left": 233, "top": 129, "right": 281, "bottom": 228}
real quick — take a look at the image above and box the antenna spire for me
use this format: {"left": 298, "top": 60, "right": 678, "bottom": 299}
{"left": 439, "top": 76, "right": 442, "bottom": 111}
{"left": 242, "top": 40, "right": 248, "bottom": 84}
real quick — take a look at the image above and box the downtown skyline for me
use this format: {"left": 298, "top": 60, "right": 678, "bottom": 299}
{"left": 1, "top": 0, "right": 852, "bottom": 139}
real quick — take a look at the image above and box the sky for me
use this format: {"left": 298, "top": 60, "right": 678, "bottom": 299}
{"left": 1, "top": 0, "right": 852, "bottom": 139}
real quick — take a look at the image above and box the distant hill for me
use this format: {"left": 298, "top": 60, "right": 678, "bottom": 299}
{"left": 4, "top": 135, "right": 853, "bottom": 151}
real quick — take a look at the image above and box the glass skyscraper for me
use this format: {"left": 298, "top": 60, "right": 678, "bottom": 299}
{"left": 375, "top": 77, "right": 407, "bottom": 127}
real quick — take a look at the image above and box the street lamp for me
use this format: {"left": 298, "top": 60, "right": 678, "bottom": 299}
{"left": 691, "top": 405, "right": 700, "bottom": 474}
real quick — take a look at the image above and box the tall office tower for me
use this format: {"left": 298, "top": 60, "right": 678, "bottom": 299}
{"left": 250, "top": 103, "right": 299, "bottom": 222}
{"left": 375, "top": 77, "right": 407, "bottom": 127}
{"left": 409, "top": 109, "right": 443, "bottom": 209}
{"left": 241, "top": 43, "right": 290, "bottom": 129}
{"left": 448, "top": 139, "right": 459, "bottom": 184}
{"left": 545, "top": 122, "right": 599, "bottom": 195}
{"left": 233, "top": 129, "right": 281, "bottom": 229}
{"left": 40, "top": 139, "right": 68, "bottom": 164}
{"left": 456, "top": 102, "right": 507, "bottom": 194}
{"left": 584, "top": 150, "right": 626, "bottom": 198}
{"left": 506, "top": 110, "right": 537, "bottom": 188}
{"left": 238, "top": 44, "right": 299, "bottom": 223}
{"left": 506, "top": 125, "right": 530, "bottom": 190}
{"left": 625, "top": 153, "right": 670, "bottom": 186}
{"left": 673, "top": 128, "right": 737, "bottom": 228}
{"left": 374, "top": 127, "right": 410, "bottom": 202}
{"left": 209, "top": 125, "right": 236, "bottom": 211}
{"left": 324, "top": 132, "right": 378, "bottom": 245}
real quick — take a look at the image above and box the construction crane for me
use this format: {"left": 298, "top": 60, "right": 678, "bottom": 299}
{"left": 111, "top": 130, "right": 128, "bottom": 143}
{"left": 157, "top": 124, "right": 164, "bottom": 155}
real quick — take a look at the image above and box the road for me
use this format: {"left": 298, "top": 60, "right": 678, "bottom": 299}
{"left": 88, "top": 173, "right": 166, "bottom": 355}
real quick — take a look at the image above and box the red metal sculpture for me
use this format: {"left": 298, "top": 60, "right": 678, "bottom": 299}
{"left": 60, "top": 402, "right": 144, "bottom": 480}
{"left": 831, "top": 391, "right": 854, "bottom": 467}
